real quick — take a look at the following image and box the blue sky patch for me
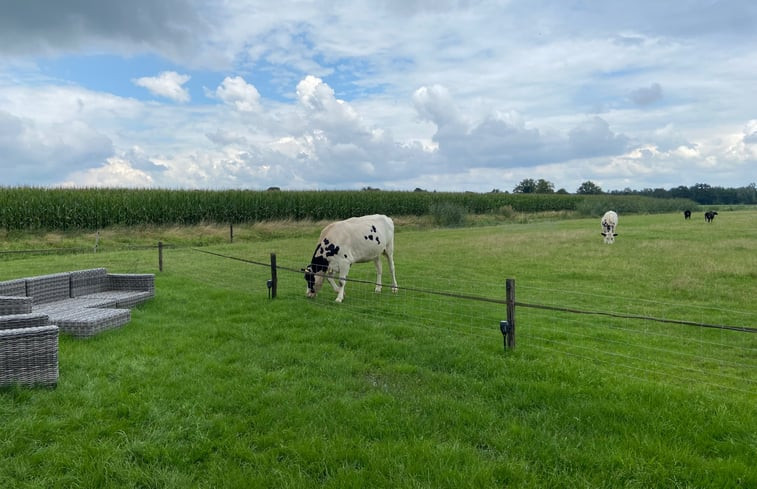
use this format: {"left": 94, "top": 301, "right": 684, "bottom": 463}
{"left": 38, "top": 53, "right": 225, "bottom": 104}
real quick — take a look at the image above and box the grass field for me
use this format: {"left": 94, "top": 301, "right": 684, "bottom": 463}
{"left": 1, "top": 210, "right": 756, "bottom": 488}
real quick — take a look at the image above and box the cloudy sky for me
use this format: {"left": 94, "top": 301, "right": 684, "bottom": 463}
{"left": 1, "top": 0, "right": 756, "bottom": 192}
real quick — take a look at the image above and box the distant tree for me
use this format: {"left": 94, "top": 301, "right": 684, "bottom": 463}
{"left": 556, "top": 188, "right": 568, "bottom": 194}
{"left": 567, "top": 181, "right": 755, "bottom": 204}
{"left": 690, "top": 183, "right": 713, "bottom": 204}
{"left": 513, "top": 178, "right": 537, "bottom": 193}
{"left": 576, "top": 180, "right": 603, "bottom": 194}
{"left": 737, "top": 183, "right": 757, "bottom": 204}
{"left": 535, "top": 179, "right": 555, "bottom": 193}
{"left": 670, "top": 185, "right": 691, "bottom": 199}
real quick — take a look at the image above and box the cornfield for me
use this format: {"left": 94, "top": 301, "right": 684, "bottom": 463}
{"left": 0, "top": 187, "right": 694, "bottom": 231}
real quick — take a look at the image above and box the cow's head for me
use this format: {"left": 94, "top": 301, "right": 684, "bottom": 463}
{"left": 304, "top": 255, "right": 329, "bottom": 297}
{"left": 601, "top": 231, "right": 618, "bottom": 244}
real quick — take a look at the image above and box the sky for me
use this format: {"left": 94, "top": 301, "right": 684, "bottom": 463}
{"left": 1, "top": 0, "right": 756, "bottom": 193}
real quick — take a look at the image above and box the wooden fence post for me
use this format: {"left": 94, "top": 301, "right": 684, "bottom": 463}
{"left": 158, "top": 241, "right": 163, "bottom": 272}
{"left": 505, "top": 278, "right": 516, "bottom": 349}
{"left": 269, "top": 253, "right": 278, "bottom": 299}
{"left": 230, "top": 223, "right": 234, "bottom": 243}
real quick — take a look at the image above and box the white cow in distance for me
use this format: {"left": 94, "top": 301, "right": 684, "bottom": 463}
{"left": 304, "top": 214, "right": 398, "bottom": 303}
{"left": 601, "top": 210, "right": 618, "bottom": 244}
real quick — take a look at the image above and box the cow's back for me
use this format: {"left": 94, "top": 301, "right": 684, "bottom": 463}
{"left": 601, "top": 210, "right": 618, "bottom": 227}
{"left": 319, "top": 214, "right": 394, "bottom": 264}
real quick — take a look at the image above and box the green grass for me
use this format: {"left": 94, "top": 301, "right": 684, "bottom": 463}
{"left": 1, "top": 210, "right": 756, "bottom": 488}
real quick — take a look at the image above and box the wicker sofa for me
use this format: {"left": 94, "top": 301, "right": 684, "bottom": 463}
{"left": 0, "top": 268, "right": 154, "bottom": 338}
{"left": 0, "top": 268, "right": 154, "bottom": 387}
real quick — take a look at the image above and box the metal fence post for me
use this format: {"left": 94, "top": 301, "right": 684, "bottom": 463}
{"left": 158, "top": 241, "right": 163, "bottom": 272}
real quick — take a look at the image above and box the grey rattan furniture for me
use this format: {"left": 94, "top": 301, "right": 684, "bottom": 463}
{"left": 70, "top": 268, "right": 155, "bottom": 309}
{"left": 0, "top": 268, "right": 153, "bottom": 386}
{"left": 0, "top": 268, "right": 154, "bottom": 339}
{"left": 0, "top": 313, "right": 58, "bottom": 388}
{"left": 0, "top": 296, "right": 33, "bottom": 315}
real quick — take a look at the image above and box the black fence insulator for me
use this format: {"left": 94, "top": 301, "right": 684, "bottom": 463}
{"left": 500, "top": 320, "right": 510, "bottom": 351}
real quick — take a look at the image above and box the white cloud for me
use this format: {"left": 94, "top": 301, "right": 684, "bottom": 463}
{"left": 206, "top": 128, "right": 249, "bottom": 146}
{"left": 743, "top": 119, "right": 757, "bottom": 144}
{"left": 133, "top": 71, "right": 191, "bottom": 102}
{"left": 215, "top": 76, "right": 261, "bottom": 112}
{"left": 296, "top": 75, "right": 361, "bottom": 128}
{"left": 412, "top": 85, "right": 462, "bottom": 127}
{"left": 59, "top": 156, "right": 154, "bottom": 188}
{"left": 1, "top": 1, "right": 757, "bottom": 191}
{"left": 0, "top": 110, "right": 113, "bottom": 182}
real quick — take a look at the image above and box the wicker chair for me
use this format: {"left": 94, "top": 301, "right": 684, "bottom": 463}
{"left": 0, "top": 314, "right": 58, "bottom": 388}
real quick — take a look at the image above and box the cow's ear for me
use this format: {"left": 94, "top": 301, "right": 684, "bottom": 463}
{"left": 601, "top": 232, "right": 606, "bottom": 236}
{"left": 613, "top": 233, "right": 618, "bottom": 236}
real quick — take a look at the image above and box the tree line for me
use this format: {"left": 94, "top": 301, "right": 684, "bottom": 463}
{"left": 505, "top": 180, "right": 757, "bottom": 205}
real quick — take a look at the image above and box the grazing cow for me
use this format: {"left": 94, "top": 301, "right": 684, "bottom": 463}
{"left": 304, "top": 214, "right": 398, "bottom": 303}
{"left": 600, "top": 210, "right": 618, "bottom": 244}
{"left": 684, "top": 209, "right": 691, "bottom": 220}
{"left": 705, "top": 211, "right": 718, "bottom": 222}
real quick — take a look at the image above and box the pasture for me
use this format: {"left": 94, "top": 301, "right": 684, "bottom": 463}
{"left": 1, "top": 210, "right": 756, "bottom": 488}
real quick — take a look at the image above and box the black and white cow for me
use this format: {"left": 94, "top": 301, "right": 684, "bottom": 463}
{"left": 684, "top": 209, "right": 691, "bottom": 220}
{"left": 704, "top": 211, "right": 718, "bottom": 222}
{"left": 304, "top": 214, "right": 398, "bottom": 303}
{"left": 601, "top": 210, "right": 618, "bottom": 244}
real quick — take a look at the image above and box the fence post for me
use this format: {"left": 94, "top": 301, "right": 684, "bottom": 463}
{"left": 505, "top": 278, "right": 516, "bottom": 349}
{"left": 230, "top": 223, "right": 234, "bottom": 243}
{"left": 269, "top": 253, "right": 278, "bottom": 299}
{"left": 158, "top": 241, "right": 163, "bottom": 272}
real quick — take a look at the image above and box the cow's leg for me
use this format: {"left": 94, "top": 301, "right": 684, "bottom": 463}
{"left": 324, "top": 265, "right": 340, "bottom": 292}
{"left": 327, "top": 276, "right": 340, "bottom": 292}
{"left": 373, "top": 256, "right": 383, "bottom": 293}
{"left": 385, "top": 249, "right": 398, "bottom": 293}
{"left": 335, "top": 263, "right": 351, "bottom": 303}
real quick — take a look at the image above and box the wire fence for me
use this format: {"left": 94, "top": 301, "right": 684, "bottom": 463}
{"left": 3, "top": 243, "right": 756, "bottom": 401}
{"left": 200, "top": 248, "right": 757, "bottom": 401}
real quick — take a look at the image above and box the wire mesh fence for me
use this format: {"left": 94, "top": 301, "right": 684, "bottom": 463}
{"left": 3, "top": 242, "right": 756, "bottom": 401}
